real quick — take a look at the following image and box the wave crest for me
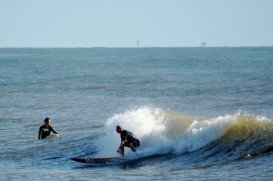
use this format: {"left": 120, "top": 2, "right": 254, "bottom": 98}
{"left": 96, "top": 107, "right": 273, "bottom": 158}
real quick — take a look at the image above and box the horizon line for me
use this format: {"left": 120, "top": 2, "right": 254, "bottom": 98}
{"left": 0, "top": 45, "right": 272, "bottom": 49}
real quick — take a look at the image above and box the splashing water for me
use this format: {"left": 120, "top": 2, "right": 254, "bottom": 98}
{"left": 95, "top": 107, "right": 254, "bottom": 159}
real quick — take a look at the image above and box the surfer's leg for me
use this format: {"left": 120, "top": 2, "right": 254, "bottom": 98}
{"left": 124, "top": 142, "right": 136, "bottom": 152}
{"left": 120, "top": 146, "right": 125, "bottom": 156}
{"left": 128, "top": 143, "right": 136, "bottom": 152}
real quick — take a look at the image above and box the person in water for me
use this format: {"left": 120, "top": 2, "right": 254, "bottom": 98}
{"left": 116, "top": 125, "right": 140, "bottom": 157}
{"left": 38, "top": 117, "right": 59, "bottom": 139}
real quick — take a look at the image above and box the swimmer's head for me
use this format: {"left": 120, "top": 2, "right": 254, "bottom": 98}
{"left": 116, "top": 125, "right": 123, "bottom": 133}
{"left": 44, "top": 117, "right": 51, "bottom": 126}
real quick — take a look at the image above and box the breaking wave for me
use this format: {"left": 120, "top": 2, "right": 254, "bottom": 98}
{"left": 95, "top": 107, "right": 273, "bottom": 160}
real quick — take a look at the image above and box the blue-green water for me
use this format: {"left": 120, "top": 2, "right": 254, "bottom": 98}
{"left": 1, "top": 48, "right": 273, "bottom": 180}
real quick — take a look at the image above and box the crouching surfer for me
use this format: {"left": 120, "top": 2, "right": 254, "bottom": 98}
{"left": 116, "top": 125, "right": 140, "bottom": 157}
{"left": 38, "top": 117, "right": 59, "bottom": 139}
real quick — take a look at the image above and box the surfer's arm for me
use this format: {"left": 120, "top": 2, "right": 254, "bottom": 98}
{"left": 117, "top": 140, "right": 125, "bottom": 156}
{"left": 119, "top": 140, "right": 125, "bottom": 148}
{"left": 50, "top": 126, "right": 58, "bottom": 135}
{"left": 117, "top": 140, "right": 125, "bottom": 151}
{"left": 38, "top": 127, "right": 42, "bottom": 140}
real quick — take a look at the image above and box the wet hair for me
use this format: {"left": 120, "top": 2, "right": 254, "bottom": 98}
{"left": 44, "top": 117, "right": 51, "bottom": 123}
{"left": 116, "top": 125, "right": 122, "bottom": 132}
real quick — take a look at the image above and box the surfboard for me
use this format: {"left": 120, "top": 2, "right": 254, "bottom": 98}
{"left": 71, "top": 156, "right": 121, "bottom": 163}
{"left": 45, "top": 134, "right": 59, "bottom": 139}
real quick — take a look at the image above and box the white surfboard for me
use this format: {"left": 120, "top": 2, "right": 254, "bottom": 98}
{"left": 45, "top": 134, "right": 60, "bottom": 139}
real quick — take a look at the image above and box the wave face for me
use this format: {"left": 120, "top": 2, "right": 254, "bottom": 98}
{"left": 95, "top": 107, "right": 273, "bottom": 162}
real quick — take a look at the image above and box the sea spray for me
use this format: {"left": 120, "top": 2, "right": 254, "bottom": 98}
{"left": 173, "top": 115, "right": 237, "bottom": 154}
{"left": 95, "top": 107, "right": 241, "bottom": 157}
{"left": 95, "top": 107, "right": 166, "bottom": 157}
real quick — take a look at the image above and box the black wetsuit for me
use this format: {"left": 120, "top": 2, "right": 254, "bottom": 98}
{"left": 120, "top": 130, "right": 140, "bottom": 147}
{"left": 38, "top": 125, "right": 58, "bottom": 139}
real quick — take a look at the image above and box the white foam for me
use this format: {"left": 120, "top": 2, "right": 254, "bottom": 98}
{"left": 95, "top": 107, "right": 238, "bottom": 158}
{"left": 95, "top": 107, "right": 166, "bottom": 157}
{"left": 173, "top": 115, "right": 237, "bottom": 153}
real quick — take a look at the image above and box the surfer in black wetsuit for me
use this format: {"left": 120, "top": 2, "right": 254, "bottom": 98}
{"left": 116, "top": 125, "right": 140, "bottom": 157}
{"left": 38, "top": 117, "right": 59, "bottom": 139}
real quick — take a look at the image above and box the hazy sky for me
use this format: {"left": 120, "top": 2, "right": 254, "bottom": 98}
{"left": 1, "top": 0, "right": 273, "bottom": 47}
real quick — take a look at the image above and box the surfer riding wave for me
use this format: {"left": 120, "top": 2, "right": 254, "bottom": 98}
{"left": 116, "top": 125, "right": 140, "bottom": 157}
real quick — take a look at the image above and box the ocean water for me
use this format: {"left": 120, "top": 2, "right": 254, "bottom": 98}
{"left": 1, "top": 47, "right": 273, "bottom": 180}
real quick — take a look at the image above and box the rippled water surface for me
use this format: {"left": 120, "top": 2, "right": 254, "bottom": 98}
{"left": 1, "top": 48, "right": 273, "bottom": 180}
